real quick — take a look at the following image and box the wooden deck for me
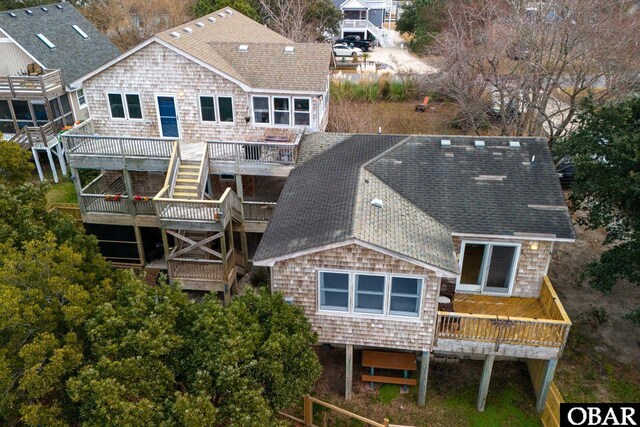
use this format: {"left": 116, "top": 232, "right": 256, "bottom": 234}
{"left": 452, "top": 293, "right": 551, "bottom": 320}
{"left": 0, "top": 70, "right": 64, "bottom": 100}
{"left": 434, "top": 277, "right": 571, "bottom": 356}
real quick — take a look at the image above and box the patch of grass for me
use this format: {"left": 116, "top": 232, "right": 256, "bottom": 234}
{"left": 443, "top": 383, "right": 540, "bottom": 427}
{"left": 378, "top": 384, "right": 400, "bottom": 405}
{"left": 46, "top": 181, "right": 77, "bottom": 204}
{"left": 609, "top": 379, "right": 640, "bottom": 402}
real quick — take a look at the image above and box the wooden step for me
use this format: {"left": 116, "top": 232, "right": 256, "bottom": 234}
{"left": 177, "top": 173, "right": 198, "bottom": 178}
{"left": 361, "top": 375, "right": 417, "bottom": 386}
{"left": 180, "top": 164, "right": 201, "bottom": 170}
{"left": 173, "top": 192, "right": 199, "bottom": 198}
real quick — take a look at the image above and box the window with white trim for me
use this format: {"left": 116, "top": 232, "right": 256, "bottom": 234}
{"left": 200, "top": 96, "right": 216, "bottom": 122}
{"left": 273, "top": 97, "right": 290, "bottom": 125}
{"left": 389, "top": 277, "right": 422, "bottom": 317}
{"left": 354, "top": 274, "right": 385, "bottom": 314}
{"left": 293, "top": 98, "right": 310, "bottom": 126}
{"left": 218, "top": 96, "right": 234, "bottom": 122}
{"left": 125, "top": 94, "right": 142, "bottom": 119}
{"left": 77, "top": 88, "right": 87, "bottom": 108}
{"left": 253, "top": 96, "right": 270, "bottom": 124}
{"left": 108, "top": 93, "right": 143, "bottom": 120}
{"left": 108, "top": 93, "right": 125, "bottom": 118}
{"left": 317, "top": 270, "right": 424, "bottom": 318}
{"left": 319, "top": 271, "right": 349, "bottom": 311}
{"left": 458, "top": 241, "right": 519, "bottom": 295}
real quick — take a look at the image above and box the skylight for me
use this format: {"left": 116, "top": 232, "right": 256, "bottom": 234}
{"left": 170, "top": 32, "right": 180, "bottom": 38}
{"left": 72, "top": 25, "right": 89, "bottom": 39}
{"left": 41, "top": 7, "right": 48, "bottom": 12}
{"left": 284, "top": 46, "right": 294, "bottom": 54}
{"left": 7, "top": 12, "right": 17, "bottom": 17}
{"left": 56, "top": 4, "right": 63, "bottom": 9}
{"left": 208, "top": 17, "right": 216, "bottom": 22}
{"left": 37, "top": 34, "right": 56, "bottom": 49}
{"left": 239, "top": 44, "right": 248, "bottom": 52}
{"left": 26, "top": 10, "right": 34, "bottom": 15}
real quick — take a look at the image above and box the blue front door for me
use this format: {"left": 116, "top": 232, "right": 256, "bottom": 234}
{"left": 157, "top": 96, "right": 179, "bottom": 138}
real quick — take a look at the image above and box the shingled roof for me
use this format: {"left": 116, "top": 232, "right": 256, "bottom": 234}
{"left": 253, "top": 134, "right": 575, "bottom": 269}
{"left": 155, "top": 8, "right": 332, "bottom": 93}
{"left": 0, "top": 3, "right": 120, "bottom": 87}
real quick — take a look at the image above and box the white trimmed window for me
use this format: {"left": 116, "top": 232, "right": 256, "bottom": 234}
{"left": 389, "top": 277, "right": 422, "bottom": 317}
{"left": 457, "top": 241, "right": 520, "bottom": 295}
{"left": 218, "top": 96, "right": 234, "bottom": 122}
{"left": 252, "top": 96, "right": 270, "bottom": 124}
{"left": 319, "top": 271, "right": 349, "bottom": 311}
{"left": 108, "top": 92, "right": 143, "bottom": 120}
{"left": 77, "top": 88, "right": 87, "bottom": 108}
{"left": 273, "top": 97, "right": 290, "bottom": 125}
{"left": 200, "top": 96, "right": 216, "bottom": 122}
{"left": 317, "top": 270, "right": 424, "bottom": 318}
{"left": 293, "top": 98, "right": 310, "bottom": 126}
{"left": 354, "top": 274, "right": 385, "bottom": 314}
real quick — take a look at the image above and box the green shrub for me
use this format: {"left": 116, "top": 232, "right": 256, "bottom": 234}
{"left": 250, "top": 266, "right": 271, "bottom": 288}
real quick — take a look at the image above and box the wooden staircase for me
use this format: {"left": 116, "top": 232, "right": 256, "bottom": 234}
{"left": 173, "top": 161, "right": 201, "bottom": 199}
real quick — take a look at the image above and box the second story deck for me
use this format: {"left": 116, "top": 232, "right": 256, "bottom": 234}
{"left": 62, "top": 120, "right": 175, "bottom": 170}
{"left": 433, "top": 277, "right": 571, "bottom": 359}
{"left": 0, "top": 70, "right": 65, "bottom": 101}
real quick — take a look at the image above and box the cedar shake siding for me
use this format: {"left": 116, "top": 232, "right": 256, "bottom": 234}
{"left": 271, "top": 243, "right": 441, "bottom": 352}
{"left": 82, "top": 42, "right": 326, "bottom": 150}
{"left": 451, "top": 236, "right": 553, "bottom": 298}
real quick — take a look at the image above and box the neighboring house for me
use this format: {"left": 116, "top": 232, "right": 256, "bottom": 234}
{"left": 0, "top": 3, "right": 119, "bottom": 181}
{"left": 253, "top": 135, "right": 575, "bottom": 412}
{"left": 333, "top": 0, "right": 394, "bottom": 46}
{"left": 60, "top": 8, "right": 332, "bottom": 302}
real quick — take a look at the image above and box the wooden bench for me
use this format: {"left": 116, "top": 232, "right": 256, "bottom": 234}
{"left": 361, "top": 374, "right": 417, "bottom": 386}
{"left": 362, "top": 350, "right": 417, "bottom": 391}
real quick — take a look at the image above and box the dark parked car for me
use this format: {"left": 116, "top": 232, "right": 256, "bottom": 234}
{"left": 335, "top": 35, "right": 375, "bottom": 52}
{"left": 555, "top": 156, "right": 574, "bottom": 188}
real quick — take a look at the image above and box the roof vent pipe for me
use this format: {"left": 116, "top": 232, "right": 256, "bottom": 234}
{"left": 239, "top": 44, "right": 248, "bottom": 52}
{"left": 208, "top": 17, "right": 216, "bottom": 22}
{"left": 509, "top": 141, "right": 521, "bottom": 148}
{"left": 474, "top": 140, "right": 485, "bottom": 148}
{"left": 441, "top": 139, "right": 451, "bottom": 147}
{"left": 196, "top": 21, "right": 205, "bottom": 28}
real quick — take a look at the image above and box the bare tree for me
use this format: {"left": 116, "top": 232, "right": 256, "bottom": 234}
{"left": 257, "top": 0, "right": 341, "bottom": 42}
{"left": 84, "top": 0, "right": 195, "bottom": 51}
{"left": 432, "top": 0, "right": 640, "bottom": 140}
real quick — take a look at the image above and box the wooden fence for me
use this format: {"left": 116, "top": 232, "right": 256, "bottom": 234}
{"left": 279, "top": 395, "right": 392, "bottom": 427}
{"left": 528, "top": 360, "right": 564, "bottom": 427}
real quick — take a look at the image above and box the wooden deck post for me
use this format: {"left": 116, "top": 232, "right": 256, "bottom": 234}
{"left": 345, "top": 345, "right": 353, "bottom": 400}
{"left": 536, "top": 358, "right": 558, "bottom": 414}
{"left": 134, "top": 225, "right": 146, "bottom": 267}
{"left": 303, "top": 395, "right": 313, "bottom": 426}
{"left": 477, "top": 354, "right": 495, "bottom": 412}
{"left": 32, "top": 147, "right": 44, "bottom": 181}
{"left": 122, "top": 169, "right": 136, "bottom": 216}
{"left": 418, "top": 351, "right": 430, "bottom": 406}
{"left": 45, "top": 147, "right": 59, "bottom": 183}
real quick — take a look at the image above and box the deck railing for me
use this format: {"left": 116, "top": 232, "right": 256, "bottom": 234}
{"left": 62, "top": 121, "right": 175, "bottom": 159}
{"left": 243, "top": 201, "right": 277, "bottom": 221}
{"left": 435, "top": 276, "right": 571, "bottom": 351}
{"left": 207, "top": 132, "right": 303, "bottom": 166}
{"left": 342, "top": 19, "right": 369, "bottom": 29}
{"left": 0, "top": 70, "right": 64, "bottom": 100}
{"left": 134, "top": 200, "right": 156, "bottom": 215}
{"left": 80, "top": 174, "right": 130, "bottom": 214}
{"left": 9, "top": 123, "right": 57, "bottom": 149}
{"left": 153, "top": 187, "right": 242, "bottom": 225}
{"left": 168, "top": 259, "right": 225, "bottom": 282}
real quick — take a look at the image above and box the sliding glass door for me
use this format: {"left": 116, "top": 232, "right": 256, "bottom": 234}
{"left": 458, "top": 242, "right": 520, "bottom": 295}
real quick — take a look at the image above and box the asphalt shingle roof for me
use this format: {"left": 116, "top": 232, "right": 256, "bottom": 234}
{"left": 156, "top": 9, "right": 331, "bottom": 92}
{"left": 254, "top": 134, "right": 575, "bottom": 267}
{"left": 0, "top": 3, "right": 120, "bottom": 87}
{"left": 367, "top": 136, "right": 575, "bottom": 239}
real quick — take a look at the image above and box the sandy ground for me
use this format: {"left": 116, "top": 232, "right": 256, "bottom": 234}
{"left": 547, "top": 220, "right": 640, "bottom": 366}
{"left": 367, "top": 31, "right": 439, "bottom": 74}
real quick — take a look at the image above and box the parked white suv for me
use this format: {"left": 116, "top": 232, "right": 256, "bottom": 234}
{"left": 333, "top": 43, "right": 363, "bottom": 57}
